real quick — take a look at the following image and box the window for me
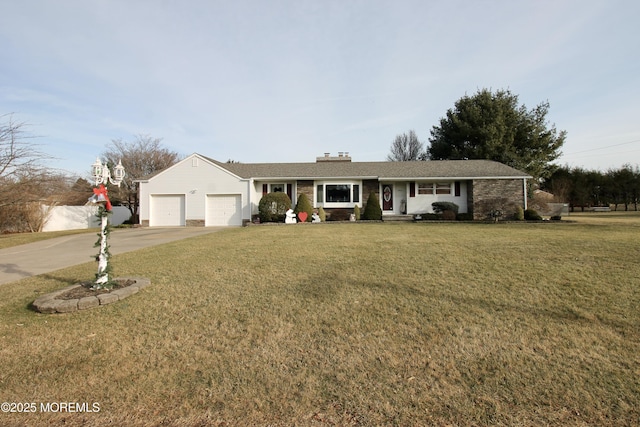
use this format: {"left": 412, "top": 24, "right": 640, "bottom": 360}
{"left": 316, "top": 182, "right": 361, "bottom": 206}
{"left": 418, "top": 182, "right": 452, "bottom": 195}
{"left": 436, "top": 183, "right": 451, "bottom": 194}
{"left": 418, "top": 183, "right": 434, "bottom": 195}
{"left": 270, "top": 184, "right": 285, "bottom": 193}
{"left": 326, "top": 185, "right": 350, "bottom": 202}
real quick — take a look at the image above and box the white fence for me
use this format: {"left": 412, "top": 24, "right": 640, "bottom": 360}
{"left": 42, "top": 206, "right": 131, "bottom": 232}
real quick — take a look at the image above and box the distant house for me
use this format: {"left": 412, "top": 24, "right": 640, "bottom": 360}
{"left": 137, "top": 153, "right": 531, "bottom": 226}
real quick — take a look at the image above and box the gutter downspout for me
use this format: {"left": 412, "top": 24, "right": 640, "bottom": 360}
{"left": 248, "top": 178, "right": 254, "bottom": 224}
{"left": 523, "top": 178, "right": 528, "bottom": 210}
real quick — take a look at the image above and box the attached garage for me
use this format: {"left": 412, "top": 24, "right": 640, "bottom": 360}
{"left": 150, "top": 195, "right": 185, "bottom": 226}
{"left": 206, "top": 194, "right": 242, "bottom": 226}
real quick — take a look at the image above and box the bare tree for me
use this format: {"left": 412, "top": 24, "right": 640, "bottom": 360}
{"left": 102, "top": 135, "right": 181, "bottom": 222}
{"left": 386, "top": 130, "right": 426, "bottom": 161}
{"left": 0, "top": 114, "right": 53, "bottom": 207}
{"left": 0, "top": 114, "right": 66, "bottom": 232}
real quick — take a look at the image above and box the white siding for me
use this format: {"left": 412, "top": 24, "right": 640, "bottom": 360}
{"left": 405, "top": 181, "right": 469, "bottom": 214}
{"left": 139, "top": 154, "right": 251, "bottom": 227}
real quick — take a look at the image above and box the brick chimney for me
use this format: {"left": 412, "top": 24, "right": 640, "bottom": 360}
{"left": 316, "top": 152, "right": 352, "bottom": 162}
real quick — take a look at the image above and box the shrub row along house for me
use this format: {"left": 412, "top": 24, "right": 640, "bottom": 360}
{"left": 137, "top": 152, "right": 531, "bottom": 226}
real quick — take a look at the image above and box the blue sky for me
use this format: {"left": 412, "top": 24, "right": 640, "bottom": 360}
{"left": 1, "top": 0, "right": 639, "bottom": 176}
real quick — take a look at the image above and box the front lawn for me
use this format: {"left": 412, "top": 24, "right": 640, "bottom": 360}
{"left": 0, "top": 228, "right": 97, "bottom": 250}
{"left": 1, "top": 219, "right": 638, "bottom": 426}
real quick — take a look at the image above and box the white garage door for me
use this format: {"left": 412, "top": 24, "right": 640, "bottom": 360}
{"left": 206, "top": 195, "right": 242, "bottom": 226}
{"left": 150, "top": 195, "right": 185, "bottom": 226}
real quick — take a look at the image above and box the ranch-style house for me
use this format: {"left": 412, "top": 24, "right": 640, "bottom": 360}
{"left": 137, "top": 152, "right": 531, "bottom": 226}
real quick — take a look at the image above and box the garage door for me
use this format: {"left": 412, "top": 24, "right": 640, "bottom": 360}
{"left": 150, "top": 195, "right": 185, "bottom": 226}
{"left": 206, "top": 195, "right": 242, "bottom": 226}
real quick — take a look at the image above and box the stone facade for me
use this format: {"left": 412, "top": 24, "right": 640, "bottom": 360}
{"left": 470, "top": 179, "right": 525, "bottom": 220}
{"left": 362, "top": 179, "right": 379, "bottom": 204}
{"left": 296, "top": 180, "right": 314, "bottom": 206}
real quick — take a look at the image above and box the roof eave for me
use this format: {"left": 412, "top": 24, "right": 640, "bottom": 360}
{"left": 251, "top": 176, "right": 380, "bottom": 180}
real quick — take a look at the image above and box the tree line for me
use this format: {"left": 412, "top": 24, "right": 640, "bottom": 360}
{"left": 543, "top": 164, "right": 640, "bottom": 211}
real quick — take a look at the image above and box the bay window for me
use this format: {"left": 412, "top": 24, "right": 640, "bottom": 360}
{"left": 316, "top": 182, "right": 360, "bottom": 206}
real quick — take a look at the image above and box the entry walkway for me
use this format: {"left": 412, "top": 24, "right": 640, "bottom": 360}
{"left": 0, "top": 227, "right": 224, "bottom": 286}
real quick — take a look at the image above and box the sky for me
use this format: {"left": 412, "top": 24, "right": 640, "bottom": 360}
{"left": 1, "top": 0, "right": 639, "bottom": 177}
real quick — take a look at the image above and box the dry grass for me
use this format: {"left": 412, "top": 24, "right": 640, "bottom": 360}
{"left": 0, "top": 228, "right": 98, "bottom": 250}
{"left": 1, "top": 216, "right": 639, "bottom": 426}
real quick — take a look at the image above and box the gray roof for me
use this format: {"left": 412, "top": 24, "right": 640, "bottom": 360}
{"left": 205, "top": 156, "right": 531, "bottom": 180}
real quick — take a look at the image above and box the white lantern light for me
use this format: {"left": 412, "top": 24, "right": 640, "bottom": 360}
{"left": 113, "top": 160, "right": 126, "bottom": 186}
{"left": 92, "top": 157, "right": 104, "bottom": 183}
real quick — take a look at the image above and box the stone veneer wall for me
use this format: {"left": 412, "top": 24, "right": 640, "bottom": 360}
{"left": 471, "top": 179, "right": 525, "bottom": 220}
{"left": 296, "top": 180, "right": 315, "bottom": 206}
{"left": 362, "top": 179, "right": 379, "bottom": 206}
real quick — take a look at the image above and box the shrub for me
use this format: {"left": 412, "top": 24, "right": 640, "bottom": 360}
{"left": 318, "top": 207, "right": 326, "bottom": 222}
{"left": 524, "top": 209, "right": 542, "bottom": 221}
{"left": 550, "top": 215, "right": 562, "bottom": 221}
{"left": 514, "top": 206, "right": 524, "bottom": 221}
{"left": 258, "top": 192, "right": 292, "bottom": 223}
{"left": 442, "top": 210, "right": 457, "bottom": 221}
{"left": 328, "top": 209, "right": 350, "bottom": 221}
{"left": 362, "top": 192, "right": 382, "bottom": 220}
{"left": 354, "top": 205, "right": 361, "bottom": 220}
{"left": 432, "top": 201, "right": 459, "bottom": 215}
{"left": 294, "top": 193, "right": 313, "bottom": 222}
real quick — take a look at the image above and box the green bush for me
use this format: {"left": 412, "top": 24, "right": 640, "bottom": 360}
{"left": 258, "top": 192, "right": 292, "bottom": 223}
{"left": 294, "top": 193, "right": 313, "bottom": 222}
{"left": 354, "top": 205, "right": 361, "bottom": 221}
{"left": 524, "top": 209, "right": 542, "bottom": 221}
{"left": 318, "top": 207, "right": 326, "bottom": 222}
{"left": 514, "top": 206, "right": 524, "bottom": 221}
{"left": 432, "top": 201, "right": 459, "bottom": 214}
{"left": 362, "top": 192, "right": 382, "bottom": 220}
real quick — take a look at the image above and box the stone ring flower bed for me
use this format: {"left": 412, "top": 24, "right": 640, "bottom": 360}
{"left": 32, "top": 277, "right": 151, "bottom": 314}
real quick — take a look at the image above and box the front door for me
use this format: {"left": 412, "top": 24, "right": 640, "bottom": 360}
{"left": 382, "top": 184, "right": 393, "bottom": 211}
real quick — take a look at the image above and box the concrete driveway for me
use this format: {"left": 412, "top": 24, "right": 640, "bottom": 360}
{"left": 0, "top": 227, "right": 224, "bottom": 286}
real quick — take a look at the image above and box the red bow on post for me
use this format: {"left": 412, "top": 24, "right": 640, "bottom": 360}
{"left": 92, "top": 184, "right": 113, "bottom": 211}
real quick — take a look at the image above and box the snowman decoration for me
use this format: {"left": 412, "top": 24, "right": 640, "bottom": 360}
{"left": 285, "top": 208, "right": 297, "bottom": 224}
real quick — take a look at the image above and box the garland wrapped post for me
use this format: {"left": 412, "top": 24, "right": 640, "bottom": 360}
{"left": 93, "top": 204, "right": 114, "bottom": 288}
{"left": 88, "top": 184, "right": 115, "bottom": 290}
{"left": 88, "top": 158, "right": 126, "bottom": 290}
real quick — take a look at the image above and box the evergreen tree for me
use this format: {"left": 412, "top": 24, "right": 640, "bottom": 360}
{"left": 294, "top": 193, "right": 313, "bottom": 222}
{"left": 362, "top": 192, "right": 382, "bottom": 220}
{"left": 427, "top": 88, "right": 566, "bottom": 181}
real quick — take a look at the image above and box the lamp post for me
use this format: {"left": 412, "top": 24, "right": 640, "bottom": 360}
{"left": 90, "top": 157, "right": 125, "bottom": 288}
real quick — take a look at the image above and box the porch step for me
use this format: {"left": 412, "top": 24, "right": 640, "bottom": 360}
{"left": 383, "top": 215, "right": 414, "bottom": 222}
